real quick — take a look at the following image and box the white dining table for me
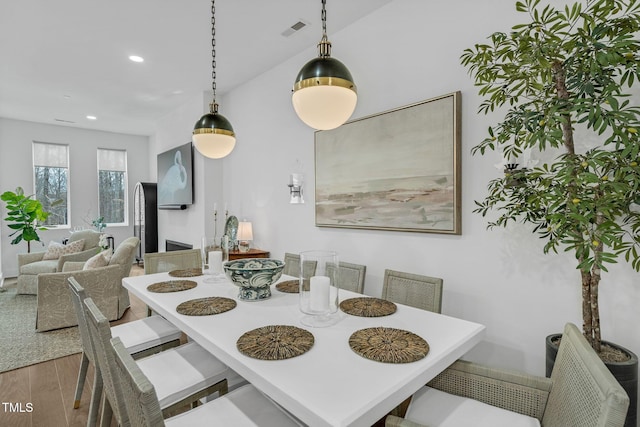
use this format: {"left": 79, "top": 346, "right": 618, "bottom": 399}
{"left": 122, "top": 272, "right": 485, "bottom": 427}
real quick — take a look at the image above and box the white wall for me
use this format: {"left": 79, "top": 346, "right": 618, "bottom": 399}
{"left": 215, "top": 0, "right": 640, "bottom": 380}
{"left": 0, "top": 118, "right": 149, "bottom": 276}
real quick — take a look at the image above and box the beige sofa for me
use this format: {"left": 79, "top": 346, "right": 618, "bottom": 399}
{"left": 35, "top": 237, "right": 139, "bottom": 332}
{"left": 17, "top": 229, "right": 102, "bottom": 295}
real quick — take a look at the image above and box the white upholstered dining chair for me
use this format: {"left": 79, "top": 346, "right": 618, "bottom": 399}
{"left": 282, "top": 252, "right": 317, "bottom": 279}
{"left": 386, "top": 323, "right": 629, "bottom": 427}
{"left": 381, "top": 269, "right": 443, "bottom": 313}
{"left": 143, "top": 249, "right": 203, "bottom": 317}
{"left": 68, "top": 278, "right": 182, "bottom": 426}
{"left": 83, "top": 296, "right": 231, "bottom": 426}
{"left": 144, "top": 249, "right": 202, "bottom": 274}
{"left": 327, "top": 261, "right": 366, "bottom": 294}
{"left": 110, "top": 336, "right": 303, "bottom": 426}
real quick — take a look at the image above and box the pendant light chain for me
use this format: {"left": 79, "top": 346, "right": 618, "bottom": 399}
{"left": 321, "top": 0, "right": 327, "bottom": 37}
{"left": 210, "top": 0, "right": 218, "bottom": 113}
{"left": 318, "top": 0, "right": 331, "bottom": 58}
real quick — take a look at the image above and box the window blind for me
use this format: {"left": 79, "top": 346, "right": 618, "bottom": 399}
{"left": 97, "top": 148, "right": 127, "bottom": 172}
{"left": 33, "top": 142, "right": 68, "bottom": 167}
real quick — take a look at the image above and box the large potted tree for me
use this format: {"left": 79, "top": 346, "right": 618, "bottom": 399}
{"left": 1, "top": 187, "right": 49, "bottom": 253}
{"left": 461, "top": 0, "right": 639, "bottom": 425}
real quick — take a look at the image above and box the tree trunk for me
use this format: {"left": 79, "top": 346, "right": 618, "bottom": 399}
{"left": 589, "top": 216, "right": 604, "bottom": 353}
{"left": 552, "top": 61, "right": 575, "bottom": 156}
{"left": 552, "top": 60, "right": 603, "bottom": 352}
{"left": 590, "top": 263, "right": 602, "bottom": 353}
{"left": 581, "top": 269, "right": 593, "bottom": 346}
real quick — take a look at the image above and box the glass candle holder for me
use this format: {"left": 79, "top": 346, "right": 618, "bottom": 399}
{"left": 299, "top": 250, "right": 339, "bottom": 327}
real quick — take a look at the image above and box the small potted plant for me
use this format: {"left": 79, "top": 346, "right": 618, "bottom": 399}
{"left": 461, "top": 1, "right": 639, "bottom": 425}
{"left": 92, "top": 216, "right": 107, "bottom": 232}
{"left": 1, "top": 187, "right": 49, "bottom": 253}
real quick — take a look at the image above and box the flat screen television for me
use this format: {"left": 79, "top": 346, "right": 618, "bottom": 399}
{"left": 157, "top": 142, "right": 194, "bottom": 209}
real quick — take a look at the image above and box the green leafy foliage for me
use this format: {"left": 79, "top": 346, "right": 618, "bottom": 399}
{"left": 1, "top": 187, "right": 49, "bottom": 251}
{"left": 462, "top": 0, "right": 640, "bottom": 349}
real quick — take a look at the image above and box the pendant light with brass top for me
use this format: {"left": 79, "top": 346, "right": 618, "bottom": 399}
{"left": 193, "top": 0, "right": 236, "bottom": 159}
{"left": 292, "top": 0, "right": 357, "bottom": 131}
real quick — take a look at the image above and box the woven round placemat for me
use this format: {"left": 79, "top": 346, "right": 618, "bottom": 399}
{"left": 340, "top": 297, "right": 397, "bottom": 317}
{"left": 349, "top": 327, "right": 429, "bottom": 364}
{"left": 236, "top": 325, "right": 314, "bottom": 360}
{"left": 147, "top": 280, "right": 197, "bottom": 293}
{"left": 176, "top": 297, "right": 236, "bottom": 316}
{"left": 168, "top": 268, "right": 203, "bottom": 277}
{"left": 275, "top": 280, "right": 299, "bottom": 293}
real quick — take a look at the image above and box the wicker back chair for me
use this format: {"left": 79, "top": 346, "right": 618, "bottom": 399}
{"left": 542, "top": 323, "right": 629, "bottom": 426}
{"left": 144, "top": 249, "right": 202, "bottom": 274}
{"left": 386, "top": 323, "right": 629, "bottom": 427}
{"left": 110, "top": 336, "right": 303, "bottom": 426}
{"left": 283, "top": 252, "right": 301, "bottom": 277}
{"left": 84, "top": 295, "right": 233, "bottom": 425}
{"left": 326, "top": 261, "right": 366, "bottom": 294}
{"left": 282, "top": 252, "right": 317, "bottom": 279}
{"left": 381, "top": 269, "right": 443, "bottom": 313}
{"left": 110, "top": 336, "right": 164, "bottom": 426}
{"left": 143, "top": 248, "right": 202, "bottom": 315}
{"left": 68, "top": 278, "right": 103, "bottom": 426}
{"left": 68, "top": 277, "right": 181, "bottom": 426}
{"left": 84, "top": 297, "right": 131, "bottom": 426}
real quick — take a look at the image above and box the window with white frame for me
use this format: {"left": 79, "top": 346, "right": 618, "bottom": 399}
{"left": 33, "top": 142, "right": 69, "bottom": 227}
{"left": 97, "top": 148, "right": 128, "bottom": 225}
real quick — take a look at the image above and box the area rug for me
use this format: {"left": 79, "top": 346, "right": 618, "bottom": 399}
{"left": 0, "top": 280, "right": 82, "bottom": 373}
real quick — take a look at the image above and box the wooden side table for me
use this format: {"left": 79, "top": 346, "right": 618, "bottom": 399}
{"left": 228, "top": 248, "right": 270, "bottom": 261}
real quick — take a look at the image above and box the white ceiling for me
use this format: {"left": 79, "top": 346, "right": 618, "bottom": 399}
{"left": 0, "top": 0, "right": 391, "bottom": 136}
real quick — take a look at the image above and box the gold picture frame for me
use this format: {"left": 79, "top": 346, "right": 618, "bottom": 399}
{"left": 315, "top": 91, "right": 461, "bottom": 234}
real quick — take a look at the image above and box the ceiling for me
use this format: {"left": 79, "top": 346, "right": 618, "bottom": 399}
{"left": 0, "top": 0, "right": 391, "bottom": 136}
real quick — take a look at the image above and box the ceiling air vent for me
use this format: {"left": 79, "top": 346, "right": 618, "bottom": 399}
{"left": 282, "top": 20, "right": 309, "bottom": 37}
{"left": 54, "top": 118, "right": 76, "bottom": 124}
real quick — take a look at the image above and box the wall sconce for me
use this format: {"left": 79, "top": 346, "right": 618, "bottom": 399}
{"left": 495, "top": 149, "right": 538, "bottom": 188}
{"left": 502, "top": 163, "right": 527, "bottom": 188}
{"left": 288, "top": 173, "right": 305, "bottom": 204}
{"left": 237, "top": 221, "right": 253, "bottom": 252}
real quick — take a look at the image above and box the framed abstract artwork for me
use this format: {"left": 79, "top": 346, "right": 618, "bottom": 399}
{"left": 315, "top": 91, "right": 461, "bottom": 234}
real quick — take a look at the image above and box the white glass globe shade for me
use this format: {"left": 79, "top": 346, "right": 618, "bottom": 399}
{"left": 292, "top": 85, "right": 357, "bottom": 130}
{"left": 192, "top": 133, "right": 236, "bottom": 159}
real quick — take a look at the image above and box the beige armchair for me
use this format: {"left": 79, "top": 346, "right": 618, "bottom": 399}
{"left": 35, "top": 237, "right": 139, "bottom": 332}
{"left": 17, "top": 229, "right": 103, "bottom": 295}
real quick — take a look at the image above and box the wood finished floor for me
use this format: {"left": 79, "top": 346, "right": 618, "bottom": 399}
{"left": 0, "top": 265, "right": 390, "bottom": 427}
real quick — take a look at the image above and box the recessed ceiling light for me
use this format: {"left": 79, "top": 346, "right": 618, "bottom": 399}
{"left": 129, "top": 55, "right": 144, "bottom": 63}
{"left": 86, "top": 115, "right": 97, "bottom": 120}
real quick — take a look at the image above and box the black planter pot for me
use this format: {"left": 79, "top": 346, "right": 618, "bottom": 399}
{"left": 546, "top": 333, "right": 638, "bottom": 427}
